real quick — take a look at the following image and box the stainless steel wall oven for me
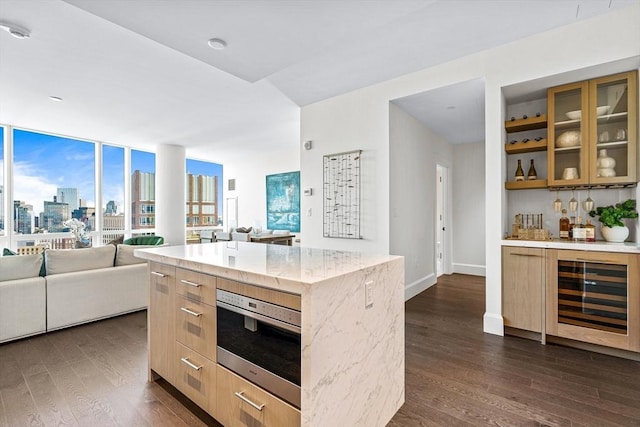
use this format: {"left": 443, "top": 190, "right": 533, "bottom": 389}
{"left": 216, "top": 288, "right": 301, "bottom": 408}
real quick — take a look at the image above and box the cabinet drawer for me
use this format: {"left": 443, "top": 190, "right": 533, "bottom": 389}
{"left": 216, "top": 365, "right": 300, "bottom": 427}
{"left": 174, "top": 342, "right": 216, "bottom": 414}
{"left": 176, "top": 268, "right": 217, "bottom": 306}
{"left": 175, "top": 296, "right": 216, "bottom": 360}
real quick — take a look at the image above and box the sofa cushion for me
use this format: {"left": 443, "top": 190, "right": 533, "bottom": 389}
{"left": 46, "top": 245, "right": 116, "bottom": 275}
{"left": 115, "top": 244, "right": 154, "bottom": 266}
{"left": 0, "top": 253, "right": 44, "bottom": 281}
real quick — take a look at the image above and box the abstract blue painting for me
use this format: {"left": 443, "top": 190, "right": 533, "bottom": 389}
{"left": 266, "top": 171, "right": 300, "bottom": 232}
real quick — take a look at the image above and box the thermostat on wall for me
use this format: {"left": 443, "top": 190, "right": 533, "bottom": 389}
{"left": 303, "top": 188, "right": 313, "bottom": 196}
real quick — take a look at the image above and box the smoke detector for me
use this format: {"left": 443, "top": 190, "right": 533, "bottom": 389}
{"left": 0, "top": 22, "right": 31, "bottom": 39}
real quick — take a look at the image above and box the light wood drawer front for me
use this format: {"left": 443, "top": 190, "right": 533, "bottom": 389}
{"left": 175, "top": 296, "right": 216, "bottom": 360}
{"left": 149, "top": 262, "right": 175, "bottom": 293}
{"left": 216, "top": 365, "right": 300, "bottom": 427}
{"left": 176, "top": 268, "right": 217, "bottom": 306}
{"left": 174, "top": 342, "right": 216, "bottom": 414}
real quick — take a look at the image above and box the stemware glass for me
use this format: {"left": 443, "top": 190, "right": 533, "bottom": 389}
{"left": 583, "top": 190, "right": 595, "bottom": 212}
{"left": 568, "top": 190, "right": 578, "bottom": 213}
{"left": 553, "top": 191, "right": 563, "bottom": 212}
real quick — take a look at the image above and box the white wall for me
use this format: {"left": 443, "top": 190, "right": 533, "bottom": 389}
{"left": 452, "top": 142, "right": 486, "bottom": 276}
{"left": 300, "top": 5, "right": 640, "bottom": 335}
{"left": 389, "top": 103, "right": 453, "bottom": 300}
{"left": 222, "top": 147, "right": 300, "bottom": 239}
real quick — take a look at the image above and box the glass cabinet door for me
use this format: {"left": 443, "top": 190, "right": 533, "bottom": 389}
{"left": 548, "top": 81, "right": 589, "bottom": 186}
{"left": 589, "top": 71, "right": 638, "bottom": 185}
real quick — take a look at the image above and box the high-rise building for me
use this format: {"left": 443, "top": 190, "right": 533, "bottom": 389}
{"left": 105, "top": 200, "right": 118, "bottom": 215}
{"left": 13, "top": 201, "right": 32, "bottom": 234}
{"left": 42, "top": 196, "right": 70, "bottom": 232}
{"left": 132, "top": 170, "right": 155, "bottom": 229}
{"left": 186, "top": 173, "right": 218, "bottom": 227}
{"left": 57, "top": 188, "right": 79, "bottom": 213}
{"left": 0, "top": 185, "right": 4, "bottom": 232}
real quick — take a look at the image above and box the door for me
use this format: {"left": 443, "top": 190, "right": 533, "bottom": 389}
{"left": 436, "top": 165, "right": 447, "bottom": 277}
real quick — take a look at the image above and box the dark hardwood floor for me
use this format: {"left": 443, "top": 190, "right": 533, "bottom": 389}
{"left": 1, "top": 274, "right": 639, "bottom": 426}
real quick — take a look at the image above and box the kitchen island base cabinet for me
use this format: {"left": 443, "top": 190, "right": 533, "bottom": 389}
{"left": 217, "top": 365, "right": 301, "bottom": 427}
{"left": 148, "top": 262, "right": 176, "bottom": 383}
{"left": 175, "top": 342, "right": 217, "bottom": 414}
{"left": 502, "top": 247, "right": 545, "bottom": 337}
{"left": 546, "top": 249, "right": 640, "bottom": 352}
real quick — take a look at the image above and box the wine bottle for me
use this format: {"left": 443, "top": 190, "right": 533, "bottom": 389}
{"left": 573, "top": 216, "right": 586, "bottom": 241}
{"left": 559, "top": 209, "right": 569, "bottom": 240}
{"left": 568, "top": 216, "right": 575, "bottom": 239}
{"left": 585, "top": 220, "right": 596, "bottom": 242}
{"left": 515, "top": 159, "right": 525, "bottom": 182}
{"left": 527, "top": 159, "right": 537, "bottom": 180}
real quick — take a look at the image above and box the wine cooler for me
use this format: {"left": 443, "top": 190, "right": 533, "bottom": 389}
{"left": 547, "top": 250, "right": 639, "bottom": 352}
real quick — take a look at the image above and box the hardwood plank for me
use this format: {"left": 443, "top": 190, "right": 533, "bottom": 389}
{"left": 0, "top": 391, "right": 8, "bottom": 427}
{"left": 24, "top": 370, "right": 78, "bottom": 426}
{"left": 0, "top": 379, "right": 45, "bottom": 427}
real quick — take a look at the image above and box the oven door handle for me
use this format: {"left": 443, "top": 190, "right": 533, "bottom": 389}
{"left": 216, "top": 300, "right": 301, "bottom": 334}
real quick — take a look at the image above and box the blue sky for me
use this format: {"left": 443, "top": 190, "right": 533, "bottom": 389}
{"left": 5, "top": 129, "right": 223, "bottom": 217}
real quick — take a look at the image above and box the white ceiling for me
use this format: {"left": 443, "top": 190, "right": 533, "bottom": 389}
{"left": 0, "top": 0, "right": 637, "bottom": 162}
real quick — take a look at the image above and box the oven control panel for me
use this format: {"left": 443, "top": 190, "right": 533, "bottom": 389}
{"left": 217, "top": 289, "right": 301, "bottom": 328}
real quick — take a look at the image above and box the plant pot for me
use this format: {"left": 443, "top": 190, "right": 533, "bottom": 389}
{"left": 600, "top": 225, "right": 629, "bottom": 243}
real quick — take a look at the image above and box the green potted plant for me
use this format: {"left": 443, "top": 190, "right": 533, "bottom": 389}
{"left": 588, "top": 199, "right": 638, "bottom": 242}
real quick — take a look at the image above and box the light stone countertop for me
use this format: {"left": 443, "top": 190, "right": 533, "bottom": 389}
{"left": 135, "top": 241, "right": 405, "bottom": 426}
{"left": 502, "top": 238, "right": 640, "bottom": 253}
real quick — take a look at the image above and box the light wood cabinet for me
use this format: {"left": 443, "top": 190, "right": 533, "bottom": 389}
{"left": 148, "top": 262, "right": 176, "bottom": 382}
{"left": 502, "top": 247, "right": 545, "bottom": 333}
{"left": 547, "top": 70, "right": 638, "bottom": 187}
{"left": 504, "top": 115, "right": 548, "bottom": 190}
{"left": 175, "top": 294, "right": 217, "bottom": 360}
{"left": 216, "top": 365, "right": 301, "bottom": 427}
{"left": 546, "top": 250, "right": 640, "bottom": 352}
{"left": 174, "top": 342, "right": 217, "bottom": 413}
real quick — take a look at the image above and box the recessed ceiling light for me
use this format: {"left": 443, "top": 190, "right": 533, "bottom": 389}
{"left": 446, "top": 105, "right": 456, "bottom": 110}
{"left": 207, "top": 38, "right": 227, "bottom": 50}
{"left": 49, "top": 96, "right": 63, "bottom": 102}
{"left": 0, "top": 22, "right": 31, "bottom": 39}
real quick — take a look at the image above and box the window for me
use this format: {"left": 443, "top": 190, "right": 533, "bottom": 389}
{"left": 186, "top": 158, "right": 223, "bottom": 228}
{"left": 13, "top": 129, "right": 95, "bottom": 234}
{"left": 131, "top": 150, "right": 155, "bottom": 230}
{"left": 0, "top": 127, "right": 4, "bottom": 236}
{"left": 102, "top": 145, "right": 124, "bottom": 235}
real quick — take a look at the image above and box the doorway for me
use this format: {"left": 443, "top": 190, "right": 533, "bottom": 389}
{"left": 436, "top": 164, "right": 448, "bottom": 277}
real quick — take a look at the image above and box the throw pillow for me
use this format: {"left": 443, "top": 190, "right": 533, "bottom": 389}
{"left": 3, "top": 248, "right": 18, "bottom": 256}
{"left": 107, "top": 235, "right": 125, "bottom": 246}
{"left": 115, "top": 244, "right": 154, "bottom": 266}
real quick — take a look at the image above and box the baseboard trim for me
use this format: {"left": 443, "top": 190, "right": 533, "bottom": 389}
{"left": 452, "top": 263, "right": 486, "bottom": 277}
{"left": 405, "top": 273, "right": 436, "bottom": 301}
{"left": 483, "top": 312, "right": 504, "bottom": 336}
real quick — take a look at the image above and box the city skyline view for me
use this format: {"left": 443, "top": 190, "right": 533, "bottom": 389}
{"left": 1, "top": 128, "right": 223, "bottom": 233}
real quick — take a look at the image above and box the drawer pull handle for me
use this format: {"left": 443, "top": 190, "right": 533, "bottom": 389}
{"left": 180, "top": 307, "right": 202, "bottom": 317}
{"left": 180, "top": 357, "right": 202, "bottom": 371}
{"left": 180, "top": 279, "right": 201, "bottom": 288}
{"left": 512, "top": 253, "right": 541, "bottom": 257}
{"left": 151, "top": 271, "right": 167, "bottom": 277}
{"left": 235, "top": 391, "right": 265, "bottom": 411}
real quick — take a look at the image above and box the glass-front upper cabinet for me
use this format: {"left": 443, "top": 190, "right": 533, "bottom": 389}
{"left": 548, "top": 71, "right": 638, "bottom": 187}
{"left": 548, "top": 81, "right": 589, "bottom": 186}
{"left": 588, "top": 71, "right": 638, "bottom": 185}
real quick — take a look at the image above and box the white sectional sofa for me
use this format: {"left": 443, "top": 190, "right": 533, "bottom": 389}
{"left": 0, "top": 244, "right": 149, "bottom": 343}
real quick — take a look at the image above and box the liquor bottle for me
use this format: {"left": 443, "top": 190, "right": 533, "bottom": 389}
{"left": 527, "top": 159, "right": 537, "bottom": 180}
{"left": 585, "top": 220, "right": 596, "bottom": 242}
{"left": 559, "top": 209, "right": 569, "bottom": 240}
{"left": 515, "top": 159, "right": 525, "bottom": 181}
{"left": 573, "top": 216, "right": 586, "bottom": 241}
{"left": 568, "top": 216, "right": 576, "bottom": 239}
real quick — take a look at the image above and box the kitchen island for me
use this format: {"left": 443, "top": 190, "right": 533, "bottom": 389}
{"left": 135, "top": 242, "right": 405, "bottom": 427}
